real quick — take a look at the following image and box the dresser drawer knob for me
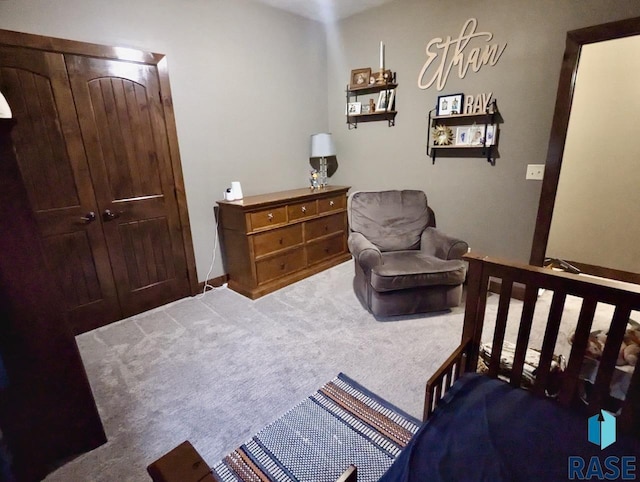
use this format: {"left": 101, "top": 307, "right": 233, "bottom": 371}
{"left": 268, "top": 213, "right": 273, "bottom": 220}
{"left": 329, "top": 200, "right": 335, "bottom": 206}
{"left": 280, "top": 263, "right": 286, "bottom": 270}
{"left": 325, "top": 247, "right": 331, "bottom": 253}
{"left": 301, "top": 206, "right": 306, "bottom": 213}
{"left": 279, "top": 238, "right": 283, "bottom": 245}
{"left": 324, "top": 225, "right": 329, "bottom": 231}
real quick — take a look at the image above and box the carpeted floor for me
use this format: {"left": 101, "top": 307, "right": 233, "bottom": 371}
{"left": 44, "top": 259, "right": 628, "bottom": 481}
{"left": 45, "top": 260, "right": 467, "bottom": 481}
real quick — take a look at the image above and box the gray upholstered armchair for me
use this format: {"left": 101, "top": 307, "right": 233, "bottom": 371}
{"left": 347, "top": 190, "right": 468, "bottom": 317}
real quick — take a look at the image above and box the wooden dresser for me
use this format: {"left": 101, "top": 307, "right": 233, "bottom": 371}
{"left": 217, "top": 186, "right": 351, "bottom": 299}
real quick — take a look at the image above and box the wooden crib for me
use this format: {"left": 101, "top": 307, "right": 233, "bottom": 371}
{"left": 425, "top": 252, "right": 640, "bottom": 431}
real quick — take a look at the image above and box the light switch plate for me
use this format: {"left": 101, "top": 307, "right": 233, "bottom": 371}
{"left": 526, "top": 164, "right": 545, "bottom": 180}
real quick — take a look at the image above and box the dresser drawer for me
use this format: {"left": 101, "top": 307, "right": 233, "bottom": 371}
{"left": 318, "top": 194, "right": 345, "bottom": 214}
{"left": 287, "top": 200, "right": 317, "bottom": 222}
{"left": 249, "top": 206, "right": 287, "bottom": 231}
{"left": 305, "top": 212, "right": 345, "bottom": 241}
{"left": 306, "top": 234, "right": 346, "bottom": 266}
{"left": 253, "top": 224, "right": 303, "bottom": 257}
{"left": 256, "top": 248, "right": 305, "bottom": 284}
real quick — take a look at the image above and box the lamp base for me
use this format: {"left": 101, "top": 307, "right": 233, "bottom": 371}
{"left": 309, "top": 156, "right": 338, "bottom": 178}
{"left": 319, "top": 157, "right": 328, "bottom": 187}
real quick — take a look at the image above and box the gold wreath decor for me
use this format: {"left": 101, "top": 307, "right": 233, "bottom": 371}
{"left": 432, "top": 125, "right": 454, "bottom": 146}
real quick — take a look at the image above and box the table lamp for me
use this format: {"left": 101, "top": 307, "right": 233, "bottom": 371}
{"left": 0, "top": 91, "right": 12, "bottom": 118}
{"left": 310, "top": 133, "right": 336, "bottom": 187}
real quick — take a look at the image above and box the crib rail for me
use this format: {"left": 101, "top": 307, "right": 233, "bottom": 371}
{"left": 424, "top": 338, "right": 471, "bottom": 421}
{"left": 461, "top": 253, "right": 640, "bottom": 435}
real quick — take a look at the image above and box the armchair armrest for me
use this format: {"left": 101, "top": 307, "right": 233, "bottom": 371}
{"left": 420, "top": 227, "right": 468, "bottom": 260}
{"left": 348, "top": 232, "right": 382, "bottom": 270}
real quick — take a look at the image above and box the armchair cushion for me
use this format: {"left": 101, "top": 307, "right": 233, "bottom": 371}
{"left": 348, "top": 190, "right": 430, "bottom": 252}
{"left": 371, "top": 253, "right": 466, "bottom": 292}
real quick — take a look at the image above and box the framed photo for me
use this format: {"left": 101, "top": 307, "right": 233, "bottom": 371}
{"left": 468, "top": 125, "right": 483, "bottom": 145}
{"left": 346, "top": 102, "right": 362, "bottom": 115}
{"left": 437, "top": 93, "right": 464, "bottom": 116}
{"left": 485, "top": 124, "right": 497, "bottom": 146}
{"left": 361, "top": 103, "right": 372, "bottom": 114}
{"left": 350, "top": 68, "right": 372, "bottom": 89}
{"left": 455, "top": 126, "right": 471, "bottom": 146}
{"left": 376, "top": 89, "right": 395, "bottom": 112}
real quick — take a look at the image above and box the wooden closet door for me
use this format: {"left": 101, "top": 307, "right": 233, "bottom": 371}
{"left": 65, "top": 55, "right": 191, "bottom": 317}
{"left": 0, "top": 45, "right": 121, "bottom": 333}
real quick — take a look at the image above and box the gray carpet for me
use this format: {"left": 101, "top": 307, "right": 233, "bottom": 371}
{"left": 45, "top": 260, "right": 467, "bottom": 481}
{"left": 44, "top": 260, "right": 626, "bottom": 481}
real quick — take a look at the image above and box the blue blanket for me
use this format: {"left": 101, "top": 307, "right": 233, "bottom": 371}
{"left": 379, "top": 374, "right": 640, "bottom": 482}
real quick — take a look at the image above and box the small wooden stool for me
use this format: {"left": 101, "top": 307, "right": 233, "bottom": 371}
{"left": 147, "top": 441, "right": 214, "bottom": 482}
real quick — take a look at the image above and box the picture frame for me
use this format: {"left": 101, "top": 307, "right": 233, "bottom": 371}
{"left": 436, "top": 93, "right": 464, "bottom": 116}
{"left": 350, "top": 68, "right": 372, "bottom": 89}
{"left": 375, "top": 89, "right": 395, "bottom": 112}
{"left": 361, "top": 103, "right": 372, "bottom": 115}
{"left": 484, "top": 124, "right": 496, "bottom": 146}
{"left": 455, "top": 126, "right": 471, "bottom": 146}
{"left": 468, "top": 125, "right": 484, "bottom": 145}
{"left": 346, "top": 102, "right": 362, "bottom": 115}
{"left": 469, "top": 124, "right": 498, "bottom": 146}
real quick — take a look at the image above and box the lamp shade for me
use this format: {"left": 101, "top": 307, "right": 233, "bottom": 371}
{"left": 0, "top": 91, "right": 12, "bottom": 118}
{"left": 310, "top": 133, "right": 336, "bottom": 157}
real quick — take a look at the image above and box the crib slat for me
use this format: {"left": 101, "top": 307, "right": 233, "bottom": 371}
{"left": 424, "top": 339, "right": 471, "bottom": 421}
{"left": 532, "top": 291, "right": 567, "bottom": 397}
{"left": 589, "top": 305, "right": 632, "bottom": 411}
{"left": 559, "top": 297, "right": 598, "bottom": 407}
{"left": 620, "top": 364, "right": 640, "bottom": 436}
{"left": 489, "top": 279, "right": 513, "bottom": 378}
{"left": 510, "top": 286, "right": 538, "bottom": 387}
{"left": 462, "top": 256, "right": 488, "bottom": 371}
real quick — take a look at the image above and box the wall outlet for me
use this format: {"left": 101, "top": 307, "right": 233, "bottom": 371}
{"left": 526, "top": 164, "right": 545, "bottom": 180}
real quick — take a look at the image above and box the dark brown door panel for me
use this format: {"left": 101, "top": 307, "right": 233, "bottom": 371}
{"left": 66, "top": 55, "right": 191, "bottom": 316}
{"left": 0, "top": 45, "right": 120, "bottom": 332}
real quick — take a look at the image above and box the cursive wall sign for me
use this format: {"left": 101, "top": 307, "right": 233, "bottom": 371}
{"left": 418, "top": 18, "right": 507, "bottom": 91}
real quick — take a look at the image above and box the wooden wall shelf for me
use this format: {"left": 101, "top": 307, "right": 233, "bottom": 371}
{"left": 346, "top": 73, "right": 397, "bottom": 129}
{"left": 427, "top": 99, "right": 501, "bottom": 165}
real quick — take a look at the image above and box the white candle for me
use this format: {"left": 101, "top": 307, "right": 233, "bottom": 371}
{"left": 379, "top": 41, "right": 385, "bottom": 70}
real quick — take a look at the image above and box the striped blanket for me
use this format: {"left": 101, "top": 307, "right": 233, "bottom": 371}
{"left": 212, "top": 373, "right": 421, "bottom": 482}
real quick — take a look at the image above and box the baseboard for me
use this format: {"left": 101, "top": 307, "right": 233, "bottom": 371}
{"left": 488, "top": 277, "right": 527, "bottom": 301}
{"left": 196, "top": 274, "right": 228, "bottom": 293}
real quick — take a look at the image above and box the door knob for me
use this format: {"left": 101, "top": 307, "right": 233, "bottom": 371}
{"left": 102, "top": 209, "right": 120, "bottom": 221}
{"left": 80, "top": 211, "right": 96, "bottom": 223}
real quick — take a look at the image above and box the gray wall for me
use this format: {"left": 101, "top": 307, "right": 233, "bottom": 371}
{"left": 2, "top": 0, "right": 640, "bottom": 281}
{"left": 328, "top": 0, "right": 640, "bottom": 262}
{"left": 0, "top": 0, "right": 328, "bottom": 282}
